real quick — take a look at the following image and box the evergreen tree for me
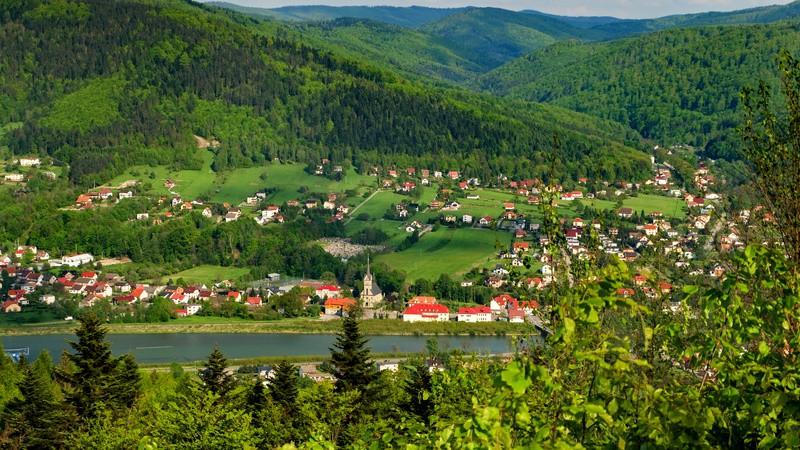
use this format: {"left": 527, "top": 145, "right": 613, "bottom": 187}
{"left": 269, "top": 361, "right": 299, "bottom": 412}
{"left": 57, "top": 313, "right": 121, "bottom": 419}
{"left": 1, "top": 356, "right": 67, "bottom": 448}
{"left": 329, "top": 315, "right": 377, "bottom": 394}
{"left": 402, "top": 359, "right": 434, "bottom": 425}
{"left": 246, "top": 378, "right": 268, "bottom": 412}
{"left": 109, "top": 354, "right": 141, "bottom": 410}
{"left": 199, "top": 346, "right": 235, "bottom": 397}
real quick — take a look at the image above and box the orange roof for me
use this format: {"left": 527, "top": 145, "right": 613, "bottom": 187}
{"left": 408, "top": 296, "right": 437, "bottom": 305}
{"left": 325, "top": 298, "right": 356, "bottom": 309}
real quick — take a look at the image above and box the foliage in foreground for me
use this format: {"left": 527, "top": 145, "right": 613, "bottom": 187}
{"left": 0, "top": 245, "right": 797, "bottom": 449}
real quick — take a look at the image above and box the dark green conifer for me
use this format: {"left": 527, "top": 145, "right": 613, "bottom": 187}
{"left": 199, "top": 346, "right": 235, "bottom": 397}
{"left": 329, "top": 315, "right": 377, "bottom": 394}
{"left": 269, "top": 361, "right": 299, "bottom": 412}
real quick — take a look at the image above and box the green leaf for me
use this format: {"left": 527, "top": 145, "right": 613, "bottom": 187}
{"left": 758, "top": 341, "right": 769, "bottom": 356}
{"left": 500, "top": 361, "right": 532, "bottom": 395}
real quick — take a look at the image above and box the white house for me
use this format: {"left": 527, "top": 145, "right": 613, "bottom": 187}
{"left": 457, "top": 306, "right": 492, "bottom": 323}
{"left": 402, "top": 304, "right": 450, "bottom": 323}
{"left": 16, "top": 157, "right": 41, "bottom": 167}
{"left": 62, "top": 253, "right": 94, "bottom": 267}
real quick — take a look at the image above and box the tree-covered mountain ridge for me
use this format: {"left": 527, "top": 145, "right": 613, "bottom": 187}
{"left": 0, "top": 0, "right": 651, "bottom": 186}
{"left": 476, "top": 20, "right": 800, "bottom": 159}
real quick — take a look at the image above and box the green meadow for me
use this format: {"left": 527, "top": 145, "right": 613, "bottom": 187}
{"left": 377, "top": 227, "right": 510, "bottom": 281}
{"left": 157, "top": 265, "right": 252, "bottom": 285}
{"left": 108, "top": 154, "right": 376, "bottom": 205}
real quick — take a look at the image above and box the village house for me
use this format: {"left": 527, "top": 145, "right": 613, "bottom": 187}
{"left": 490, "top": 294, "right": 519, "bottom": 313}
{"left": 402, "top": 303, "right": 450, "bottom": 323}
{"left": 324, "top": 297, "right": 356, "bottom": 317}
{"left": 508, "top": 309, "right": 525, "bottom": 323}
{"left": 4, "top": 173, "right": 24, "bottom": 183}
{"left": 457, "top": 306, "right": 492, "bottom": 323}
{"left": 315, "top": 284, "right": 341, "bottom": 299}
{"left": 16, "top": 157, "right": 41, "bottom": 167}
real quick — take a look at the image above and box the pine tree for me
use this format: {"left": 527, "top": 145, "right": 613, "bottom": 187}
{"left": 403, "top": 359, "right": 434, "bottom": 425}
{"left": 269, "top": 361, "right": 299, "bottom": 412}
{"left": 329, "top": 315, "right": 377, "bottom": 394}
{"left": 1, "top": 356, "right": 68, "bottom": 448}
{"left": 199, "top": 346, "right": 235, "bottom": 397}
{"left": 57, "top": 313, "right": 120, "bottom": 419}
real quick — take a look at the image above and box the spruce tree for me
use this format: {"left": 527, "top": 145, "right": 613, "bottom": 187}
{"left": 57, "top": 313, "right": 120, "bottom": 419}
{"left": 246, "top": 378, "right": 268, "bottom": 412}
{"left": 269, "top": 361, "right": 299, "bottom": 412}
{"left": 329, "top": 315, "right": 377, "bottom": 394}
{"left": 1, "top": 356, "right": 67, "bottom": 448}
{"left": 199, "top": 346, "right": 235, "bottom": 397}
{"left": 403, "top": 359, "right": 434, "bottom": 425}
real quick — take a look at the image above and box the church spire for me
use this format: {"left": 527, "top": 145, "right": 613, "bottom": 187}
{"left": 366, "top": 252, "right": 371, "bottom": 276}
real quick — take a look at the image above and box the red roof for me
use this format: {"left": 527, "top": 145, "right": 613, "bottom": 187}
{"left": 318, "top": 285, "right": 340, "bottom": 292}
{"left": 246, "top": 296, "right": 262, "bottom": 306}
{"left": 227, "top": 291, "right": 240, "bottom": 298}
{"left": 2, "top": 300, "right": 20, "bottom": 310}
{"left": 508, "top": 309, "right": 525, "bottom": 319}
{"left": 81, "top": 271, "right": 97, "bottom": 278}
{"left": 404, "top": 304, "right": 449, "bottom": 315}
{"left": 458, "top": 306, "right": 491, "bottom": 315}
{"left": 493, "top": 294, "right": 518, "bottom": 309}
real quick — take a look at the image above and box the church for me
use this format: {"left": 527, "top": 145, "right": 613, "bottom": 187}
{"left": 359, "top": 256, "right": 383, "bottom": 308}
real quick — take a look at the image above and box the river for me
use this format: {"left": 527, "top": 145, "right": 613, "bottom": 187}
{"left": 1, "top": 333, "right": 517, "bottom": 364}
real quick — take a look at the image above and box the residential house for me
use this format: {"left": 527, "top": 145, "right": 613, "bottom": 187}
{"left": 324, "top": 297, "right": 356, "bottom": 316}
{"left": 457, "top": 306, "right": 492, "bottom": 323}
{"left": 402, "top": 304, "right": 450, "bottom": 323}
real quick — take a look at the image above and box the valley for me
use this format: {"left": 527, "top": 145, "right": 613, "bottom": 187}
{"left": 0, "top": 0, "right": 798, "bottom": 447}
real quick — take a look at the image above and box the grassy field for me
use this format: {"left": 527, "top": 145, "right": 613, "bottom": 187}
{"left": 107, "top": 150, "right": 217, "bottom": 199}
{"left": 581, "top": 194, "right": 686, "bottom": 219}
{"left": 108, "top": 158, "right": 376, "bottom": 205}
{"left": 156, "top": 265, "right": 251, "bottom": 284}
{"left": 0, "top": 317, "right": 532, "bottom": 337}
{"left": 352, "top": 190, "right": 407, "bottom": 220}
{"left": 377, "top": 227, "right": 510, "bottom": 281}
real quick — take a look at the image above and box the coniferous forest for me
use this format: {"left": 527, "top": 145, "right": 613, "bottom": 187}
{"left": 0, "top": 0, "right": 799, "bottom": 448}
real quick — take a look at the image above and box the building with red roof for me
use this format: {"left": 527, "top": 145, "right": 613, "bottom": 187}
{"left": 402, "top": 304, "right": 450, "bottom": 323}
{"left": 457, "top": 306, "right": 492, "bottom": 323}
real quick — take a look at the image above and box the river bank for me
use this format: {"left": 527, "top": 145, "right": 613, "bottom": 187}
{"left": 0, "top": 317, "right": 533, "bottom": 337}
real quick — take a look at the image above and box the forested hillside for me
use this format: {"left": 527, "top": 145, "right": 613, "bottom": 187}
{"left": 210, "top": 2, "right": 466, "bottom": 27}
{"left": 477, "top": 21, "right": 800, "bottom": 159}
{"left": 589, "top": 0, "right": 800, "bottom": 38}
{"left": 0, "top": 0, "right": 651, "bottom": 186}
{"left": 293, "top": 18, "right": 483, "bottom": 83}
{"left": 417, "top": 7, "right": 597, "bottom": 71}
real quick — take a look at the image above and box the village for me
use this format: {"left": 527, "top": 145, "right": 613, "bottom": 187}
{"left": 0, "top": 145, "right": 763, "bottom": 329}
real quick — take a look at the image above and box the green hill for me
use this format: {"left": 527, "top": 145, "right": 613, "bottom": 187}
{"left": 589, "top": 0, "right": 800, "bottom": 38}
{"left": 419, "top": 7, "right": 596, "bottom": 71}
{"left": 293, "top": 18, "right": 483, "bottom": 83}
{"left": 208, "top": 2, "right": 465, "bottom": 28}
{"left": 0, "top": 0, "right": 651, "bottom": 186}
{"left": 476, "top": 21, "right": 800, "bottom": 159}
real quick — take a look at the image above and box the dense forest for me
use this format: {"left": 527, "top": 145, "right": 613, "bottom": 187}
{"left": 476, "top": 21, "right": 800, "bottom": 159}
{"left": 0, "top": 0, "right": 651, "bottom": 187}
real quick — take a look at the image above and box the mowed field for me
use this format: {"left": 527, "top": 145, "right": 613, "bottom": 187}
{"left": 582, "top": 194, "right": 686, "bottom": 219}
{"left": 157, "top": 265, "right": 251, "bottom": 284}
{"left": 108, "top": 154, "right": 376, "bottom": 205}
{"left": 377, "top": 227, "right": 510, "bottom": 281}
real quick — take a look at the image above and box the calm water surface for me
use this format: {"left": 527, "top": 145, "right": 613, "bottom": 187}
{"left": 1, "top": 333, "right": 515, "bottom": 363}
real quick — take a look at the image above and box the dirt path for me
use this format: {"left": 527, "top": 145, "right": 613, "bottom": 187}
{"left": 345, "top": 189, "right": 382, "bottom": 224}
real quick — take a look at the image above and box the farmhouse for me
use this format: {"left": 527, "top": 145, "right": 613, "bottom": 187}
{"left": 408, "top": 296, "right": 437, "bottom": 306}
{"left": 62, "top": 253, "right": 94, "bottom": 267}
{"left": 402, "top": 303, "right": 450, "bottom": 323}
